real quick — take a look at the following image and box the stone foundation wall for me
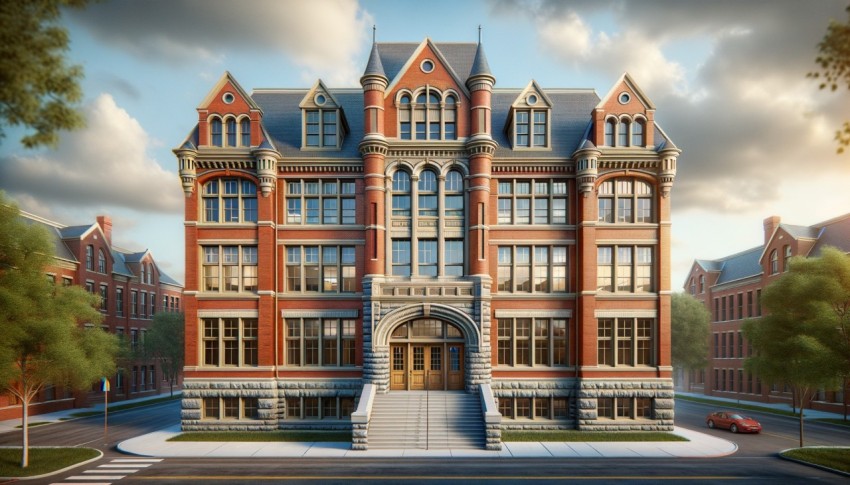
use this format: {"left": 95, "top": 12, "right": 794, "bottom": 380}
{"left": 577, "top": 378, "right": 675, "bottom": 431}
{"left": 180, "top": 378, "right": 363, "bottom": 431}
{"left": 492, "top": 378, "right": 577, "bottom": 430}
{"left": 181, "top": 379, "right": 278, "bottom": 431}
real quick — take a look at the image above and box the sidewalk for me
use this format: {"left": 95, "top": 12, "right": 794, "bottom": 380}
{"left": 116, "top": 424, "right": 737, "bottom": 459}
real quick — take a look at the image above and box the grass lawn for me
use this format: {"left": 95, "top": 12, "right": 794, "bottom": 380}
{"left": 170, "top": 430, "right": 351, "bottom": 442}
{"left": 502, "top": 431, "right": 688, "bottom": 442}
{"left": 781, "top": 448, "right": 850, "bottom": 473}
{"left": 14, "top": 422, "right": 51, "bottom": 429}
{"left": 0, "top": 448, "right": 100, "bottom": 477}
{"left": 676, "top": 395, "right": 799, "bottom": 418}
{"left": 814, "top": 418, "right": 850, "bottom": 428}
{"left": 69, "top": 393, "right": 182, "bottom": 418}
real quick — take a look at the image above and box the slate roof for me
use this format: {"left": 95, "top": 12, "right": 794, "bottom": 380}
{"left": 780, "top": 223, "right": 819, "bottom": 240}
{"left": 810, "top": 214, "right": 850, "bottom": 255}
{"left": 698, "top": 246, "right": 764, "bottom": 286}
{"left": 19, "top": 214, "right": 77, "bottom": 262}
{"left": 363, "top": 42, "right": 386, "bottom": 79}
{"left": 110, "top": 249, "right": 134, "bottom": 277}
{"left": 59, "top": 224, "right": 93, "bottom": 239}
{"left": 377, "top": 42, "right": 478, "bottom": 87}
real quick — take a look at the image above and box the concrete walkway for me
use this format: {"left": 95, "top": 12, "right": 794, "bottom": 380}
{"left": 116, "top": 424, "right": 737, "bottom": 458}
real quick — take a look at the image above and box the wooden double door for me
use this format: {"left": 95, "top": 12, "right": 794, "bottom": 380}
{"left": 390, "top": 343, "right": 464, "bottom": 391}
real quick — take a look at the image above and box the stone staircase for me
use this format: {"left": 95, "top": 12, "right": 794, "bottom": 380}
{"left": 367, "top": 391, "right": 486, "bottom": 449}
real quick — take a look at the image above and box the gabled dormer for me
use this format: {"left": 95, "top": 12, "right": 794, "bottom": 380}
{"left": 593, "top": 73, "right": 655, "bottom": 149}
{"left": 197, "top": 72, "right": 263, "bottom": 149}
{"left": 504, "top": 80, "right": 552, "bottom": 150}
{"left": 299, "top": 80, "right": 348, "bottom": 150}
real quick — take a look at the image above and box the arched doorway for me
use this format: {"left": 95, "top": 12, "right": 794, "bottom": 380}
{"left": 389, "top": 319, "right": 465, "bottom": 391}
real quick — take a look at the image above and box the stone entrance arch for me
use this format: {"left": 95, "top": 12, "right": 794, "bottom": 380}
{"left": 364, "top": 303, "right": 490, "bottom": 392}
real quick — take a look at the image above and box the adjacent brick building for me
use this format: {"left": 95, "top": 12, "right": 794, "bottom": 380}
{"left": 0, "top": 212, "right": 183, "bottom": 421}
{"left": 683, "top": 213, "right": 850, "bottom": 414}
{"left": 175, "top": 38, "right": 681, "bottom": 440}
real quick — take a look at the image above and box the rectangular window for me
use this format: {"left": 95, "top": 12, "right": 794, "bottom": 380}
{"left": 497, "top": 317, "right": 568, "bottom": 368}
{"left": 203, "top": 245, "right": 258, "bottom": 293}
{"left": 497, "top": 179, "right": 567, "bottom": 225}
{"left": 444, "top": 240, "right": 464, "bottom": 277}
{"left": 285, "top": 318, "right": 358, "bottom": 367}
{"left": 286, "top": 180, "right": 355, "bottom": 224}
{"left": 203, "top": 397, "right": 260, "bottom": 420}
{"left": 597, "top": 247, "right": 613, "bottom": 292}
{"left": 737, "top": 294, "right": 743, "bottom": 320}
{"left": 418, "top": 240, "right": 437, "bottom": 277}
{"left": 498, "top": 245, "right": 568, "bottom": 293}
{"left": 131, "top": 291, "right": 138, "bottom": 318}
{"left": 598, "top": 317, "right": 654, "bottom": 366}
{"left": 202, "top": 317, "right": 259, "bottom": 367}
{"left": 392, "top": 240, "right": 411, "bottom": 277}
{"left": 99, "top": 285, "right": 108, "bottom": 312}
{"left": 116, "top": 287, "right": 124, "bottom": 317}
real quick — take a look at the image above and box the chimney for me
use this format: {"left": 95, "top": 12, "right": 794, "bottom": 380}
{"left": 763, "top": 215, "right": 780, "bottom": 246}
{"left": 96, "top": 216, "right": 112, "bottom": 246}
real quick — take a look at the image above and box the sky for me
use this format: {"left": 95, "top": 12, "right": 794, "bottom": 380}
{"left": 1, "top": 0, "right": 849, "bottom": 288}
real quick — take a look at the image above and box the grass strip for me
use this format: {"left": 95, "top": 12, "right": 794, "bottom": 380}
{"left": 502, "top": 430, "right": 688, "bottom": 442}
{"left": 14, "top": 422, "right": 51, "bottom": 429}
{"left": 813, "top": 418, "right": 850, "bottom": 428}
{"left": 0, "top": 447, "right": 99, "bottom": 477}
{"left": 69, "top": 393, "right": 182, "bottom": 418}
{"left": 169, "top": 430, "right": 351, "bottom": 442}
{"left": 676, "top": 395, "right": 800, "bottom": 418}
{"left": 781, "top": 448, "right": 850, "bottom": 473}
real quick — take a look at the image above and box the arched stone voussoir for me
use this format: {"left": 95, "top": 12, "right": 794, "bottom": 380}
{"left": 374, "top": 302, "right": 481, "bottom": 350}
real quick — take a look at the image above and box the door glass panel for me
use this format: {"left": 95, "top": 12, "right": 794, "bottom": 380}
{"left": 450, "top": 346, "right": 460, "bottom": 371}
{"left": 393, "top": 346, "right": 405, "bottom": 371}
{"left": 430, "top": 346, "right": 442, "bottom": 371}
{"left": 413, "top": 347, "right": 424, "bottom": 370}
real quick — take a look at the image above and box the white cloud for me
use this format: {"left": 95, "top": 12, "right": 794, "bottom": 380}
{"left": 70, "top": 0, "right": 373, "bottom": 87}
{"left": 0, "top": 94, "right": 183, "bottom": 213}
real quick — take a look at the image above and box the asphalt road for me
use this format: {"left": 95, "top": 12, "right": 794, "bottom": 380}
{"left": 2, "top": 398, "right": 849, "bottom": 484}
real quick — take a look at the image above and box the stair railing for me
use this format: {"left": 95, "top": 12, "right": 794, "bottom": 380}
{"left": 425, "top": 370, "right": 430, "bottom": 450}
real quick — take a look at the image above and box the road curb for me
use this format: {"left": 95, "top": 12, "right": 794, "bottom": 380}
{"left": 778, "top": 447, "right": 850, "bottom": 478}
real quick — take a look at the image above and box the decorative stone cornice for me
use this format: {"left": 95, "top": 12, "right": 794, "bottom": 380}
{"left": 359, "top": 134, "right": 389, "bottom": 157}
{"left": 465, "top": 135, "right": 498, "bottom": 157}
{"left": 279, "top": 164, "right": 363, "bottom": 173}
{"left": 174, "top": 147, "right": 198, "bottom": 197}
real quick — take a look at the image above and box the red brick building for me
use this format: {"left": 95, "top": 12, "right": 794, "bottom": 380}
{"left": 683, "top": 213, "right": 850, "bottom": 414}
{"left": 0, "top": 212, "right": 183, "bottom": 421}
{"left": 175, "top": 38, "right": 680, "bottom": 443}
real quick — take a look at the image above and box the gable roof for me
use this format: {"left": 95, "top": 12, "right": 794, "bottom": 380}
{"left": 379, "top": 40, "right": 478, "bottom": 94}
{"left": 18, "top": 212, "right": 77, "bottom": 262}
{"left": 696, "top": 246, "right": 764, "bottom": 287}
{"left": 198, "top": 71, "right": 262, "bottom": 112}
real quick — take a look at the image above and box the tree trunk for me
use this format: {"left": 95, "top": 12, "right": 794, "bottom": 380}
{"left": 797, "top": 389, "right": 806, "bottom": 448}
{"left": 21, "top": 398, "right": 29, "bottom": 468}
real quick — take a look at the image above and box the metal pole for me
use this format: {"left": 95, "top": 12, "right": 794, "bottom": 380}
{"left": 426, "top": 370, "right": 429, "bottom": 450}
{"left": 104, "top": 387, "right": 108, "bottom": 445}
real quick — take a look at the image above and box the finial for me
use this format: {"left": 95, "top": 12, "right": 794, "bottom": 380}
{"left": 478, "top": 25, "right": 482, "bottom": 44}
{"left": 373, "top": 25, "right": 376, "bottom": 43}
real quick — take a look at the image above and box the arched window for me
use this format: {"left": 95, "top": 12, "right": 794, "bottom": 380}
{"left": 632, "top": 119, "right": 645, "bottom": 146}
{"left": 225, "top": 117, "right": 237, "bottom": 147}
{"left": 605, "top": 119, "right": 616, "bottom": 146}
{"left": 689, "top": 278, "right": 696, "bottom": 295}
{"left": 210, "top": 117, "right": 222, "bottom": 146}
{"left": 98, "top": 249, "right": 106, "bottom": 274}
{"left": 769, "top": 249, "right": 779, "bottom": 274}
{"left": 418, "top": 170, "right": 437, "bottom": 217}
{"left": 618, "top": 119, "right": 630, "bottom": 147}
{"left": 240, "top": 118, "right": 250, "bottom": 146}
{"left": 392, "top": 171, "right": 411, "bottom": 217}
{"left": 444, "top": 95, "right": 457, "bottom": 140}
{"left": 202, "top": 178, "right": 258, "bottom": 223}
{"left": 399, "top": 95, "right": 412, "bottom": 140}
{"left": 699, "top": 274, "right": 705, "bottom": 293}
{"left": 444, "top": 170, "right": 464, "bottom": 217}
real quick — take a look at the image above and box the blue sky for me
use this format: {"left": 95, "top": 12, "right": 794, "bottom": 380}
{"left": 1, "top": 0, "right": 849, "bottom": 288}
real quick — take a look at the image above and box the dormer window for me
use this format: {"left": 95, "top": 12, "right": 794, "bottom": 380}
{"left": 397, "top": 88, "right": 457, "bottom": 141}
{"left": 209, "top": 115, "right": 251, "bottom": 147}
{"left": 604, "top": 116, "right": 646, "bottom": 147}
{"left": 241, "top": 119, "right": 250, "bottom": 146}
{"left": 514, "top": 110, "right": 547, "bottom": 148}
{"left": 305, "top": 109, "right": 338, "bottom": 148}
{"left": 211, "top": 118, "right": 223, "bottom": 146}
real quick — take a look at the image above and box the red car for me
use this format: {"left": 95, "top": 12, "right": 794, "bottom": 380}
{"left": 706, "top": 411, "right": 762, "bottom": 433}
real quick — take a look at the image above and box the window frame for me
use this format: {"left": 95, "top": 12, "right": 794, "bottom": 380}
{"left": 285, "top": 179, "right": 356, "bottom": 225}
{"left": 303, "top": 108, "right": 341, "bottom": 149}
{"left": 201, "top": 317, "right": 259, "bottom": 367}
{"left": 397, "top": 89, "right": 457, "bottom": 141}
{"left": 202, "top": 178, "right": 258, "bottom": 224}
{"left": 596, "top": 245, "right": 655, "bottom": 294}
{"left": 497, "top": 317, "right": 569, "bottom": 368}
{"left": 513, "top": 108, "right": 549, "bottom": 148}
{"left": 285, "top": 318, "right": 357, "bottom": 367}
{"left": 597, "top": 178, "right": 654, "bottom": 224}
{"left": 285, "top": 245, "right": 356, "bottom": 293}
{"left": 202, "top": 245, "right": 259, "bottom": 294}
{"left": 597, "top": 317, "right": 655, "bottom": 367}
{"left": 497, "top": 179, "right": 568, "bottom": 225}
{"left": 497, "top": 245, "right": 569, "bottom": 294}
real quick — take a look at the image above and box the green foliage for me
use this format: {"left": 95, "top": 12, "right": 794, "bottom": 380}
{"left": 743, "top": 247, "right": 850, "bottom": 446}
{"left": 0, "top": 0, "right": 89, "bottom": 148}
{"left": 781, "top": 448, "right": 850, "bottom": 473}
{"left": 671, "top": 292, "right": 711, "bottom": 370}
{"left": 0, "top": 447, "right": 100, "bottom": 477}
{"left": 146, "top": 312, "right": 184, "bottom": 395}
{"left": 0, "top": 192, "right": 118, "bottom": 467}
{"left": 809, "top": 6, "right": 850, "bottom": 154}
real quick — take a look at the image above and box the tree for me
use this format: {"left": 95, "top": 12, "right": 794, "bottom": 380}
{"left": 743, "top": 248, "right": 849, "bottom": 448}
{"left": 145, "top": 311, "right": 184, "bottom": 397}
{"left": 809, "top": 5, "right": 850, "bottom": 154}
{"left": 0, "top": 0, "right": 90, "bottom": 149}
{"left": 0, "top": 193, "right": 118, "bottom": 467}
{"left": 671, "top": 292, "right": 711, "bottom": 387}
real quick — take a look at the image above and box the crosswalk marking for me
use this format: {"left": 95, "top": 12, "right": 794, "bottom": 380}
{"left": 98, "top": 464, "right": 151, "bottom": 468}
{"left": 110, "top": 458, "right": 162, "bottom": 463}
{"left": 84, "top": 469, "right": 140, "bottom": 473}
{"left": 50, "top": 482, "right": 112, "bottom": 485}
{"left": 66, "top": 476, "right": 126, "bottom": 481}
